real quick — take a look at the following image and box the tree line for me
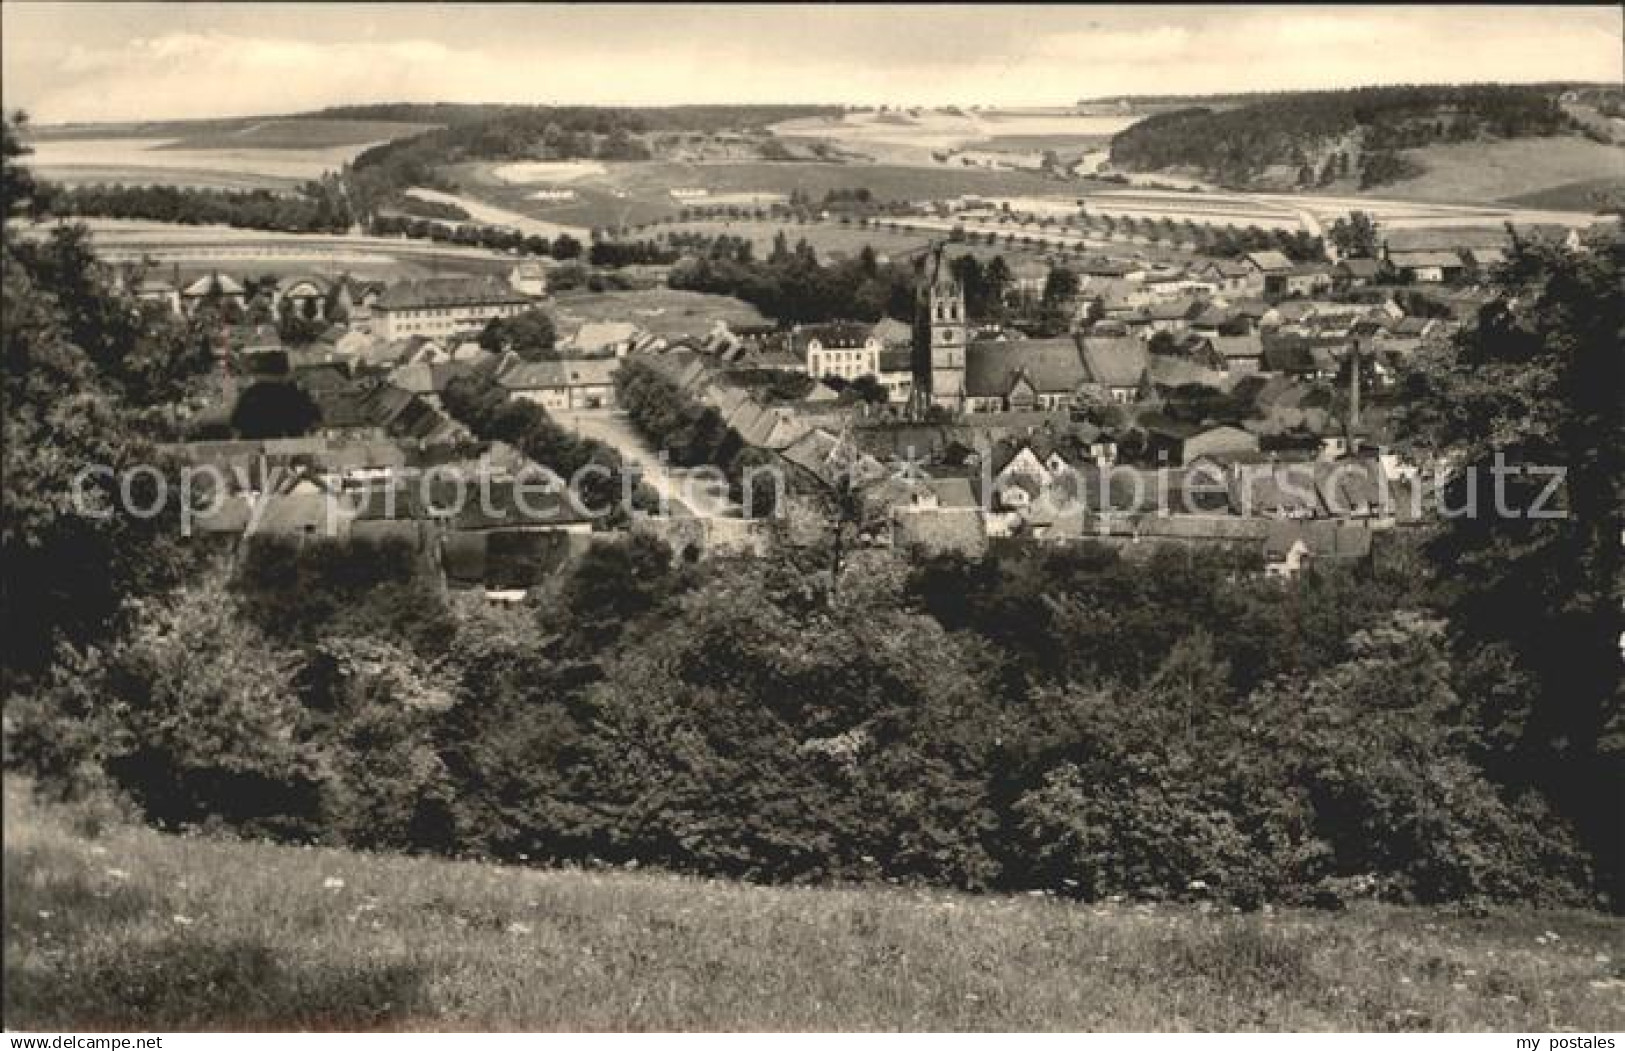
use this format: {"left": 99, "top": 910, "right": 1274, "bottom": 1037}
{"left": 368, "top": 213, "right": 582, "bottom": 258}
{"left": 45, "top": 176, "right": 353, "bottom": 234}
{"left": 667, "top": 233, "right": 921, "bottom": 325}
{"left": 614, "top": 357, "right": 782, "bottom": 517}
{"left": 438, "top": 366, "right": 638, "bottom": 524}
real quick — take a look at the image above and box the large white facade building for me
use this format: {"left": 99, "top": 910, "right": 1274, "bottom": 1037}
{"left": 372, "top": 277, "right": 532, "bottom": 340}
{"left": 794, "top": 322, "right": 882, "bottom": 382}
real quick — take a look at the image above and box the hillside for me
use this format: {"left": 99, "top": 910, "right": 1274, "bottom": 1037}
{"left": 6, "top": 783, "right": 1622, "bottom": 1031}
{"left": 1107, "top": 84, "right": 1595, "bottom": 192}
{"left": 1377, "top": 136, "right": 1625, "bottom": 207}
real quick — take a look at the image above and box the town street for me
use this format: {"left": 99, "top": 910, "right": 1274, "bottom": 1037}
{"left": 563, "top": 409, "right": 740, "bottom": 519}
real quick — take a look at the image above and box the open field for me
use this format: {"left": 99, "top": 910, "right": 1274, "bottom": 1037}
{"left": 489, "top": 160, "right": 611, "bottom": 184}
{"left": 769, "top": 109, "right": 1141, "bottom": 166}
{"left": 21, "top": 164, "right": 304, "bottom": 193}
{"left": 449, "top": 159, "right": 1099, "bottom": 231}
{"left": 551, "top": 288, "right": 768, "bottom": 341}
{"left": 402, "top": 187, "right": 592, "bottom": 240}
{"left": 20, "top": 117, "right": 433, "bottom": 189}
{"left": 1381, "top": 137, "right": 1625, "bottom": 206}
{"left": 26, "top": 137, "right": 376, "bottom": 187}
{"left": 13, "top": 218, "right": 518, "bottom": 281}
{"left": 23, "top": 115, "right": 432, "bottom": 145}
{"left": 1501, "top": 176, "right": 1625, "bottom": 213}
{"left": 5, "top": 781, "right": 1622, "bottom": 1031}
{"left": 966, "top": 133, "right": 1114, "bottom": 157}
{"left": 151, "top": 118, "right": 436, "bottom": 151}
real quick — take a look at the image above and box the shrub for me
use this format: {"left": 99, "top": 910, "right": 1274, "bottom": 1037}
{"left": 19, "top": 577, "right": 322, "bottom": 837}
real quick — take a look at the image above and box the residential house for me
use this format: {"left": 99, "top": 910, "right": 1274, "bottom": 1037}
{"left": 1143, "top": 420, "right": 1260, "bottom": 466}
{"left": 876, "top": 346, "right": 915, "bottom": 404}
{"left": 1263, "top": 519, "right": 1374, "bottom": 578}
{"left": 1202, "top": 333, "right": 1265, "bottom": 377}
{"left": 1138, "top": 297, "right": 1204, "bottom": 336}
{"left": 1190, "top": 303, "right": 1242, "bottom": 339}
{"left": 132, "top": 278, "right": 182, "bottom": 316}
{"left": 180, "top": 272, "right": 247, "bottom": 315}
{"left": 1193, "top": 258, "right": 1260, "bottom": 297}
{"left": 337, "top": 277, "right": 385, "bottom": 327}
{"left": 1243, "top": 250, "right": 1296, "bottom": 296}
{"left": 273, "top": 276, "right": 330, "bottom": 321}
{"left": 1333, "top": 257, "right": 1384, "bottom": 288}
{"left": 386, "top": 360, "right": 484, "bottom": 409}
{"left": 1142, "top": 351, "right": 1229, "bottom": 394}
{"left": 1077, "top": 257, "right": 1147, "bottom": 284}
{"left": 1281, "top": 262, "right": 1333, "bottom": 298}
{"left": 1385, "top": 250, "right": 1465, "bottom": 284}
{"left": 564, "top": 321, "right": 639, "bottom": 357}
{"left": 1262, "top": 334, "right": 1340, "bottom": 380}
{"left": 989, "top": 443, "right": 1057, "bottom": 510}
{"left": 499, "top": 357, "right": 622, "bottom": 411}
{"left": 1006, "top": 258, "right": 1052, "bottom": 301}
{"left": 1140, "top": 268, "right": 1191, "bottom": 301}
{"left": 1078, "top": 336, "right": 1149, "bottom": 404}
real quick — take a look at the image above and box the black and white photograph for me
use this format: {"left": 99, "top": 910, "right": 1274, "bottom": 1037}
{"left": 1, "top": 1, "right": 1622, "bottom": 1036}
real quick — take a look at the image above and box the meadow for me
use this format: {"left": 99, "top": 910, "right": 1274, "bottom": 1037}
{"left": 551, "top": 288, "right": 769, "bottom": 340}
{"left": 1377, "top": 137, "right": 1625, "bottom": 206}
{"left": 5, "top": 781, "right": 1622, "bottom": 1032}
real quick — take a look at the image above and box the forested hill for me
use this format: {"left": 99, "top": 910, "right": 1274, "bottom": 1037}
{"left": 1107, "top": 84, "right": 1587, "bottom": 190}
{"left": 345, "top": 103, "right": 841, "bottom": 214}
{"left": 322, "top": 103, "right": 838, "bottom": 132}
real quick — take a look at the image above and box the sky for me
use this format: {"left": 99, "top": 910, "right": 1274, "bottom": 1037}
{"left": 3, "top": 3, "right": 1621, "bottom": 123}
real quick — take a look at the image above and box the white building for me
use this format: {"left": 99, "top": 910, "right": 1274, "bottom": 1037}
{"left": 508, "top": 262, "right": 549, "bottom": 299}
{"left": 372, "top": 277, "right": 533, "bottom": 341}
{"left": 793, "top": 322, "right": 882, "bottom": 382}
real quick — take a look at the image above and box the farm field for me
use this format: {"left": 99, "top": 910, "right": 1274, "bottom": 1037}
{"left": 19, "top": 163, "right": 304, "bottom": 193}
{"left": 1500, "top": 176, "right": 1625, "bottom": 213}
{"left": 6, "top": 782, "right": 1622, "bottom": 1031}
{"left": 551, "top": 288, "right": 768, "bottom": 341}
{"left": 769, "top": 109, "right": 1142, "bottom": 166}
{"left": 402, "top": 187, "right": 592, "bottom": 240}
{"left": 448, "top": 159, "right": 1101, "bottom": 232}
{"left": 1379, "top": 136, "right": 1625, "bottom": 206}
{"left": 151, "top": 118, "right": 437, "bottom": 151}
{"left": 20, "top": 117, "right": 434, "bottom": 189}
{"left": 27, "top": 137, "right": 372, "bottom": 187}
{"left": 22, "top": 218, "right": 517, "bottom": 281}
{"left": 966, "top": 133, "right": 1114, "bottom": 159}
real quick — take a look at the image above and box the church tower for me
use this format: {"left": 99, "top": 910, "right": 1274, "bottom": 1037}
{"left": 910, "top": 244, "right": 966, "bottom": 416}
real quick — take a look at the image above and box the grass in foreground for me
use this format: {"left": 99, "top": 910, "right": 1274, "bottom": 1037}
{"left": 4, "top": 780, "right": 1622, "bottom": 1032}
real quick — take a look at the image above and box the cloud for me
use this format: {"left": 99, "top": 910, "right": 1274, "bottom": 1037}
{"left": 29, "top": 32, "right": 471, "bottom": 120}
{"left": 4, "top": 6, "right": 1620, "bottom": 121}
